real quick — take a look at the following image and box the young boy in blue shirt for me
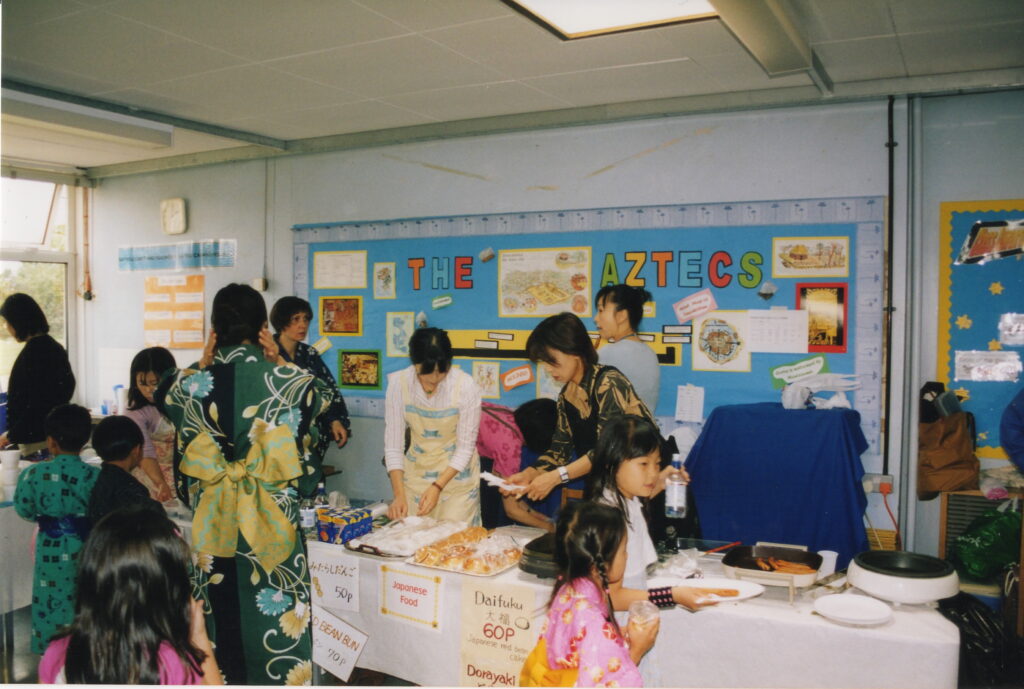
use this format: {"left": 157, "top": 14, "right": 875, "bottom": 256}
{"left": 88, "top": 415, "right": 162, "bottom": 523}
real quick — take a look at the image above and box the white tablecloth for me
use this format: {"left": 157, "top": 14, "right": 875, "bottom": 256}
{"left": 309, "top": 545, "right": 959, "bottom": 689}
{"left": 0, "top": 503, "right": 34, "bottom": 615}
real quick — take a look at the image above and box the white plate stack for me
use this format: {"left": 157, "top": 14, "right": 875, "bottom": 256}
{"left": 1, "top": 449, "right": 22, "bottom": 498}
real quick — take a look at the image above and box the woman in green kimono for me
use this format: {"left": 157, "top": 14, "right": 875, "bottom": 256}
{"left": 157, "top": 284, "right": 335, "bottom": 686}
{"left": 14, "top": 404, "right": 98, "bottom": 655}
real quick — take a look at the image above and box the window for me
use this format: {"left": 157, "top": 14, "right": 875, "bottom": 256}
{"left": 0, "top": 178, "right": 75, "bottom": 390}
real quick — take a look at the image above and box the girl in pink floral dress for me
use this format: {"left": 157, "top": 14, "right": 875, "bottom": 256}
{"left": 521, "top": 501, "right": 659, "bottom": 687}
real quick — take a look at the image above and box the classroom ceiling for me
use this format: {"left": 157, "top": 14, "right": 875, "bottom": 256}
{"left": 2, "top": 0, "right": 1023, "bottom": 180}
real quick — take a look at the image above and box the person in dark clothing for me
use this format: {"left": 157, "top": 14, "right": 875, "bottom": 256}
{"left": 0, "top": 293, "right": 75, "bottom": 453}
{"left": 88, "top": 415, "right": 162, "bottom": 523}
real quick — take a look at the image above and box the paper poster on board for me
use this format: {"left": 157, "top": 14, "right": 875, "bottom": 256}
{"left": 143, "top": 274, "right": 204, "bottom": 349}
{"left": 692, "top": 310, "right": 750, "bottom": 372}
{"left": 498, "top": 247, "right": 591, "bottom": 317}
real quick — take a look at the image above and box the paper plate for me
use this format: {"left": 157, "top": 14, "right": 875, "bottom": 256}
{"left": 648, "top": 575, "right": 765, "bottom": 602}
{"left": 814, "top": 594, "right": 892, "bottom": 626}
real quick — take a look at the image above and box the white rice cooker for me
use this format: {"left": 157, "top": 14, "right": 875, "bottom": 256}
{"left": 847, "top": 550, "right": 959, "bottom": 604}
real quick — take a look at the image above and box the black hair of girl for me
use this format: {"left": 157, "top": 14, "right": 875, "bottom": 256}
{"left": 585, "top": 414, "right": 662, "bottom": 525}
{"left": 551, "top": 500, "right": 626, "bottom": 636}
{"left": 127, "top": 346, "right": 177, "bottom": 411}
{"left": 44, "top": 403, "right": 92, "bottom": 453}
{"left": 525, "top": 312, "right": 598, "bottom": 369}
{"left": 408, "top": 327, "right": 452, "bottom": 375}
{"left": 269, "top": 296, "right": 313, "bottom": 333}
{"left": 595, "top": 284, "right": 652, "bottom": 331}
{"left": 59, "top": 504, "right": 206, "bottom": 683}
{"left": 211, "top": 282, "right": 267, "bottom": 347}
{"left": 514, "top": 398, "right": 557, "bottom": 454}
{"left": 0, "top": 292, "right": 49, "bottom": 341}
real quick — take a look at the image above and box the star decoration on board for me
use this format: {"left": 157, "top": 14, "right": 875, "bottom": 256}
{"left": 955, "top": 314, "right": 973, "bottom": 329}
{"left": 989, "top": 282, "right": 1005, "bottom": 295}
{"left": 954, "top": 387, "right": 971, "bottom": 401}
{"left": 978, "top": 431, "right": 989, "bottom": 441}
{"left": 989, "top": 339, "right": 1003, "bottom": 351}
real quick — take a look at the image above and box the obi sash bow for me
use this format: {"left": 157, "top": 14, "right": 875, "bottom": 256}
{"left": 181, "top": 424, "right": 301, "bottom": 572}
{"left": 37, "top": 515, "right": 90, "bottom": 540}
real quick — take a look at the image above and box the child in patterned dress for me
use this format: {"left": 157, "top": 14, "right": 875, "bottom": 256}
{"left": 14, "top": 403, "right": 99, "bottom": 654}
{"left": 520, "top": 501, "right": 659, "bottom": 687}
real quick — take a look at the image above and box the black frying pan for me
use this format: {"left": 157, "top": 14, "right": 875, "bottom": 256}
{"left": 722, "top": 544, "right": 823, "bottom": 573}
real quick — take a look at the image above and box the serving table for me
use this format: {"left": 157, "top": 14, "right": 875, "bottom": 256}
{"left": 309, "top": 543, "right": 959, "bottom": 688}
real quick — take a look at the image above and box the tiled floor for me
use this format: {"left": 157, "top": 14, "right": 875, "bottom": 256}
{"left": 1, "top": 605, "right": 412, "bottom": 686}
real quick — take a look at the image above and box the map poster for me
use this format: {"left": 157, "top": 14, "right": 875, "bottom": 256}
{"left": 498, "top": 247, "right": 591, "bottom": 318}
{"left": 459, "top": 579, "right": 541, "bottom": 687}
{"left": 692, "top": 310, "right": 751, "bottom": 372}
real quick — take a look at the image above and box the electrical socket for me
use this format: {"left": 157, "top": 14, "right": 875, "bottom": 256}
{"left": 862, "top": 473, "right": 894, "bottom": 494}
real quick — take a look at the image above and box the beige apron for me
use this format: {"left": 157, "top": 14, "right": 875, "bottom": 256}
{"left": 401, "top": 370, "right": 481, "bottom": 525}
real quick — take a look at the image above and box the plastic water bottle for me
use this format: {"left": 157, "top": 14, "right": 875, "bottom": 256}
{"left": 664, "top": 454, "right": 687, "bottom": 518}
{"left": 299, "top": 495, "right": 317, "bottom": 539}
{"left": 314, "top": 482, "right": 329, "bottom": 511}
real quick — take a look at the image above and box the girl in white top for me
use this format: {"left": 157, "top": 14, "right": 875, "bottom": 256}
{"left": 587, "top": 415, "right": 713, "bottom": 611}
{"left": 384, "top": 327, "right": 482, "bottom": 524}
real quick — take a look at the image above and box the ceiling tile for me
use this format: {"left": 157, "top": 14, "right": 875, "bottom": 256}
{"left": 103, "top": 0, "right": 410, "bottom": 61}
{"left": 1, "top": 57, "right": 125, "bottom": 95}
{"left": 642, "top": 19, "right": 756, "bottom": 59}
{"left": 811, "top": 37, "right": 907, "bottom": 83}
{"left": 382, "top": 81, "right": 571, "bottom": 121}
{"left": 250, "top": 100, "right": 434, "bottom": 139}
{"left": 785, "top": 0, "right": 895, "bottom": 43}
{"left": 140, "top": 66, "right": 358, "bottom": 120}
{"left": 2, "top": 0, "right": 85, "bottom": 26}
{"left": 889, "top": 0, "right": 1024, "bottom": 34}
{"left": 355, "top": 0, "right": 515, "bottom": 32}
{"left": 900, "top": 21, "right": 1024, "bottom": 75}
{"left": 524, "top": 60, "right": 721, "bottom": 108}
{"left": 3, "top": 11, "right": 245, "bottom": 89}
{"left": 689, "top": 50, "right": 811, "bottom": 91}
{"left": 270, "top": 34, "right": 501, "bottom": 98}
{"left": 427, "top": 15, "right": 714, "bottom": 80}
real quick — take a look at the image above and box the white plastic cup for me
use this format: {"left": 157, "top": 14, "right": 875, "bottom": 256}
{"left": 817, "top": 550, "right": 839, "bottom": 580}
{"left": 2, "top": 467, "right": 19, "bottom": 486}
{"left": 1, "top": 449, "right": 21, "bottom": 471}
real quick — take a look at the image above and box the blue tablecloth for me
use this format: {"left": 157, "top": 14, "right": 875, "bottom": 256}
{"left": 687, "top": 402, "right": 869, "bottom": 569}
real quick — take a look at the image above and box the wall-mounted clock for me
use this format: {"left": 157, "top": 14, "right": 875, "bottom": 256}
{"left": 160, "top": 197, "right": 187, "bottom": 235}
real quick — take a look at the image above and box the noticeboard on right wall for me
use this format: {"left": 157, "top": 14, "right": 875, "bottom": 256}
{"left": 938, "top": 199, "right": 1024, "bottom": 460}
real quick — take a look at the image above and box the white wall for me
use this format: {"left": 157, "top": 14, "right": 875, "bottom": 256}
{"left": 83, "top": 92, "right": 1021, "bottom": 535}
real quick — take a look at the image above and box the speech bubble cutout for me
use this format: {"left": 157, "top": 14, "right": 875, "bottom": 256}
{"left": 770, "top": 355, "right": 830, "bottom": 389}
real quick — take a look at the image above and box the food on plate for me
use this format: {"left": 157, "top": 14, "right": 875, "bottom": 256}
{"left": 570, "top": 273, "right": 588, "bottom": 291}
{"left": 412, "top": 528, "right": 522, "bottom": 575}
{"left": 754, "top": 557, "right": 816, "bottom": 574}
{"left": 571, "top": 294, "right": 587, "bottom": 313}
{"left": 349, "top": 517, "right": 469, "bottom": 557}
{"left": 688, "top": 587, "right": 740, "bottom": 598}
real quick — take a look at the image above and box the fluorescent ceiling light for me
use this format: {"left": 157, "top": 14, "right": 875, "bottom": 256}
{"left": 2, "top": 89, "right": 173, "bottom": 148}
{"left": 509, "top": 0, "right": 716, "bottom": 39}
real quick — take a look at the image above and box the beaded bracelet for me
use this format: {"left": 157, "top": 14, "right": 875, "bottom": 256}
{"left": 648, "top": 586, "right": 675, "bottom": 609}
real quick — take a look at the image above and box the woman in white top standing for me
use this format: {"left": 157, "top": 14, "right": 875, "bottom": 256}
{"left": 594, "top": 285, "right": 660, "bottom": 414}
{"left": 384, "top": 327, "right": 482, "bottom": 524}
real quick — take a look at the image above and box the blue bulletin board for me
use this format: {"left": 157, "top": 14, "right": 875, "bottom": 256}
{"left": 293, "top": 197, "right": 886, "bottom": 457}
{"left": 938, "top": 200, "right": 1024, "bottom": 460}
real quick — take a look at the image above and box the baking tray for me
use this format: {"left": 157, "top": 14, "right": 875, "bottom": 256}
{"left": 343, "top": 541, "right": 409, "bottom": 558}
{"left": 405, "top": 553, "right": 521, "bottom": 577}
{"left": 721, "top": 543, "right": 822, "bottom": 589}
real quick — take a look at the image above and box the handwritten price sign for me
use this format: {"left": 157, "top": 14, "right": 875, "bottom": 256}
{"left": 311, "top": 605, "right": 368, "bottom": 682}
{"left": 459, "top": 581, "right": 541, "bottom": 686}
{"left": 308, "top": 542, "right": 360, "bottom": 612}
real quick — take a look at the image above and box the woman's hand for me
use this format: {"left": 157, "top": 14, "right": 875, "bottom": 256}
{"left": 417, "top": 483, "right": 442, "bottom": 516}
{"left": 388, "top": 495, "right": 409, "bottom": 521}
{"left": 330, "top": 420, "right": 349, "bottom": 448}
{"left": 198, "top": 332, "right": 217, "bottom": 369}
{"left": 625, "top": 616, "right": 660, "bottom": 663}
{"left": 501, "top": 466, "right": 538, "bottom": 496}
{"left": 526, "top": 469, "right": 561, "bottom": 502}
{"left": 0, "top": 432, "right": 8, "bottom": 449}
{"left": 671, "top": 586, "right": 717, "bottom": 611}
{"left": 259, "top": 328, "right": 283, "bottom": 364}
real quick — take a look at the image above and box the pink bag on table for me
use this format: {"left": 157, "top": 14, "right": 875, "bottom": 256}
{"left": 476, "top": 402, "right": 524, "bottom": 477}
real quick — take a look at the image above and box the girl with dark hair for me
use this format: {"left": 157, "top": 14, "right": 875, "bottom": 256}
{"left": 506, "top": 312, "right": 656, "bottom": 502}
{"left": 38, "top": 505, "right": 222, "bottom": 684}
{"left": 269, "top": 296, "right": 352, "bottom": 495}
{"left": 384, "top": 327, "right": 482, "bottom": 523}
{"left": 520, "top": 501, "right": 655, "bottom": 687}
{"left": 157, "top": 283, "right": 336, "bottom": 685}
{"left": 588, "top": 415, "right": 709, "bottom": 610}
{"left": 593, "top": 284, "right": 660, "bottom": 413}
{"left": 0, "top": 293, "right": 75, "bottom": 453}
{"left": 124, "top": 346, "right": 177, "bottom": 501}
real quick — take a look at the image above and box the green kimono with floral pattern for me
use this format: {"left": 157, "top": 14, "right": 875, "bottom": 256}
{"left": 14, "top": 454, "right": 99, "bottom": 654}
{"left": 157, "top": 344, "right": 334, "bottom": 685}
